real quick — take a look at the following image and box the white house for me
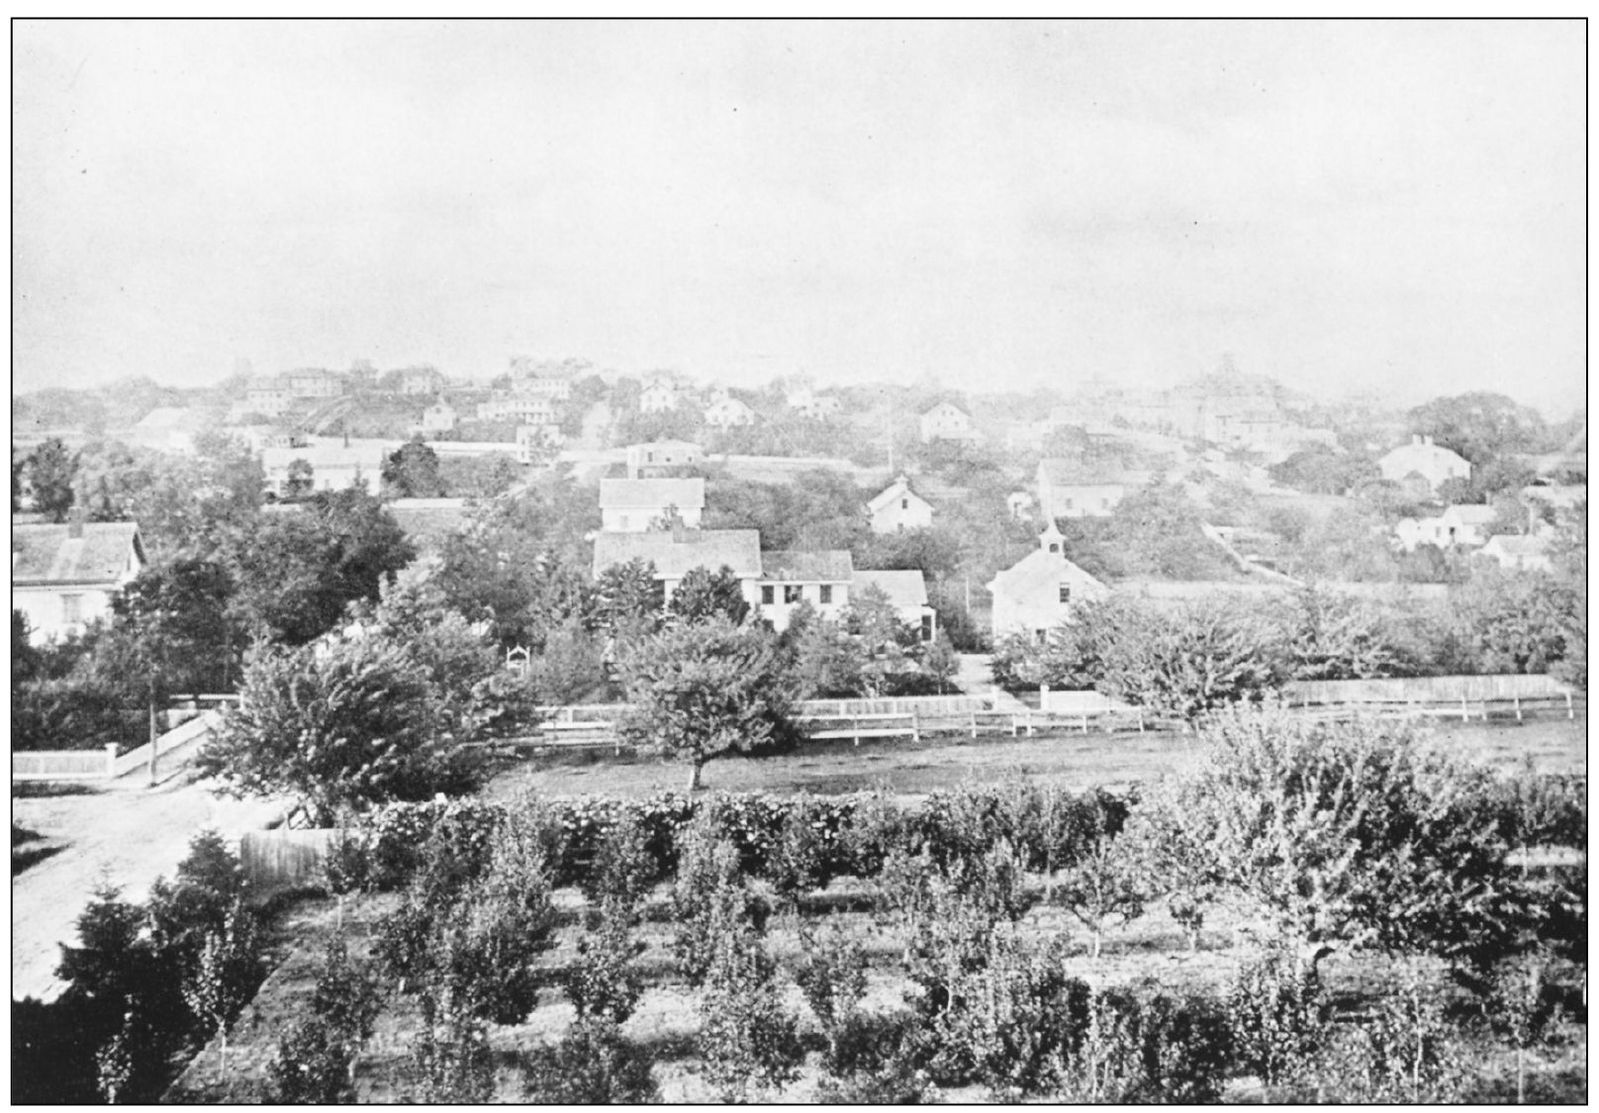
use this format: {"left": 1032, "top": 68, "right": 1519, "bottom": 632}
{"left": 1393, "top": 504, "right": 1498, "bottom": 551}
{"left": 853, "top": 568, "right": 937, "bottom": 642}
{"left": 640, "top": 376, "right": 678, "bottom": 414}
{"left": 12, "top": 515, "right": 147, "bottom": 644}
{"left": 1378, "top": 435, "right": 1472, "bottom": 494}
{"left": 591, "top": 528, "right": 762, "bottom": 607}
{"left": 866, "top": 474, "right": 934, "bottom": 534}
{"left": 287, "top": 369, "right": 346, "bottom": 398}
{"left": 127, "top": 407, "right": 202, "bottom": 454}
{"left": 919, "top": 401, "right": 976, "bottom": 443}
{"left": 757, "top": 550, "right": 853, "bottom": 631}
{"left": 418, "top": 400, "right": 458, "bottom": 435}
{"left": 479, "top": 392, "right": 558, "bottom": 424}
{"left": 246, "top": 379, "right": 295, "bottom": 417}
{"left": 1037, "top": 458, "right": 1125, "bottom": 520}
{"left": 705, "top": 393, "right": 757, "bottom": 429}
{"left": 598, "top": 478, "right": 706, "bottom": 532}
{"left": 261, "top": 441, "right": 391, "bottom": 497}
{"left": 1478, "top": 533, "right": 1554, "bottom": 572}
{"left": 986, "top": 522, "right": 1108, "bottom": 641}
{"left": 509, "top": 358, "right": 575, "bottom": 402}
{"left": 626, "top": 440, "right": 703, "bottom": 478}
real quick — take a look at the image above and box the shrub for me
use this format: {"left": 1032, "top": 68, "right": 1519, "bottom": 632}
{"left": 522, "top": 1019, "right": 658, "bottom": 1103}
{"left": 697, "top": 913, "right": 803, "bottom": 1102}
{"left": 270, "top": 1016, "right": 354, "bottom": 1103}
{"left": 407, "top": 1015, "right": 496, "bottom": 1102}
{"left": 580, "top": 809, "right": 657, "bottom": 915}
{"left": 816, "top": 1010, "right": 939, "bottom": 1103}
{"left": 564, "top": 911, "right": 643, "bottom": 1027}
{"left": 1049, "top": 794, "right": 1147, "bottom": 958}
{"left": 1227, "top": 955, "right": 1325, "bottom": 1091}
{"left": 671, "top": 824, "right": 770, "bottom": 986}
{"left": 794, "top": 922, "right": 868, "bottom": 1063}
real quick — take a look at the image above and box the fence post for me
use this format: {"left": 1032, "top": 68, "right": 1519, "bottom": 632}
{"left": 911, "top": 709, "right": 920, "bottom": 744}
{"left": 1567, "top": 691, "right": 1574, "bottom": 720}
{"left": 970, "top": 709, "right": 977, "bottom": 739}
{"left": 1514, "top": 695, "right": 1522, "bottom": 723}
{"left": 105, "top": 743, "right": 119, "bottom": 778}
{"left": 1460, "top": 696, "right": 1469, "bottom": 723}
{"left": 1040, "top": 683, "right": 1049, "bottom": 713}
{"left": 853, "top": 716, "right": 861, "bottom": 748}
{"left": 1080, "top": 713, "right": 1088, "bottom": 734}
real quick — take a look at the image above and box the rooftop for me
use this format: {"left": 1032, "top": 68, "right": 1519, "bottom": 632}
{"left": 598, "top": 477, "right": 706, "bottom": 510}
{"left": 12, "top": 521, "right": 144, "bottom": 585}
{"left": 853, "top": 568, "right": 928, "bottom": 608}
{"left": 592, "top": 528, "right": 761, "bottom": 580}
{"left": 759, "top": 550, "right": 854, "bottom": 582}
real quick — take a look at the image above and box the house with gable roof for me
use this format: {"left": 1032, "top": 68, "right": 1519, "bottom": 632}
{"left": 1378, "top": 435, "right": 1471, "bottom": 495}
{"left": 640, "top": 375, "right": 679, "bottom": 414}
{"left": 853, "top": 568, "right": 937, "bottom": 642}
{"left": 1036, "top": 458, "right": 1126, "bottom": 520}
{"left": 12, "top": 514, "right": 147, "bottom": 643}
{"left": 592, "top": 528, "right": 763, "bottom": 608}
{"left": 866, "top": 474, "right": 934, "bottom": 534}
{"left": 704, "top": 393, "right": 757, "bottom": 429}
{"left": 626, "top": 440, "right": 704, "bottom": 478}
{"left": 757, "top": 550, "right": 853, "bottom": 631}
{"left": 598, "top": 477, "right": 706, "bottom": 532}
{"left": 986, "top": 522, "right": 1108, "bottom": 641}
{"left": 919, "top": 400, "right": 976, "bottom": 443}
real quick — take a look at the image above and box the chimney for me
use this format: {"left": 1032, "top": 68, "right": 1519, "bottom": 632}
{"left": 1412, "top": 434, "right": 1422, "bottom": 446}
{"left": 1424, "top": 434, "right": 1433, "bottom": 446}
{"left": 67, "top": 507, "right": 85, "bottom": 539}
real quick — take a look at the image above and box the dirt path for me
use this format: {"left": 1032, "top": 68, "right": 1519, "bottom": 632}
{"left": 11, "top": 777, "right": 287, "bottom": 1003}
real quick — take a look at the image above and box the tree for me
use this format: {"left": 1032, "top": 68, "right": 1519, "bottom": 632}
{"left": 1279, "top": 585, "right": 1402, "bottom": 681}
{"left": 616, "top": 617, "right": 799, "bottom": 791}
{"left": 1096, "top": 597, "right": 1285, "bottom": 720}
{"left": 923, "top": 632, "right": 959, "bottom": 693}
{"left": 1408, "top": 391, "right": 1550, "bottom": 469}
{"left": 1169, "top": 706, "right": 1510, "bottom": 978}
{"left": 196, "top": 635, "right": 483, "bottom": 825}
{"left": 1050, "top": 794, "right": 1148, "bottom": 958}
{"left": 222, "top": 488, "right": 415, "bottom": 646}
{"left": 27, "top": 437, "right": 77, "bottom": 521}
{"left": 181, "top": 901, "right": 263, "bottom": 1074}
{"left": 667, "top": 565, "right": 751, "bottom": 626}
{"left": 382, "top": 436, "right": 445, "bottom": 499}
{"left": 283, "top": 459, "right": 315, "bottom": 499}
{"left": 594, "top": 558, "right": 663, "bottom": 638}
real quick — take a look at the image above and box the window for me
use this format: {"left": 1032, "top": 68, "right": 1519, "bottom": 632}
{"left": 761, "top": 585, "right": 775, "bottom": 605}
{"left": 784, "top": 584, "right": 802, "bottom": 604}
{"left": 1048, "top": 542, "right": 1060, "bottom": 554}
{"left": 897, "top": 523, "right": 905, "bottom": 534}
{"left": 920, "top": 614, "right": 933, "bottom": 642}
{"left": 1058, "top": 584, "right": 1071, "bottom": 603}
{"left": 647, "top": 451, "right": 655, "bottom": 463}
{"left": 819, "top": 584, "right": 833, "bottom": 604}
{"left": 1065, "top": 497, "right": 1074, "bottom": 510}
{"left": 901, "top": 498, "right": 908, "bottom": 510}
{"left": 1101, "top": 497, "right": 1110, "bottom": 510}
{"left": 62, "top": 594, "right": 82, "bottom": 624}
{"left": 1036, "top": 629, "right": 1047, "bottom": 644}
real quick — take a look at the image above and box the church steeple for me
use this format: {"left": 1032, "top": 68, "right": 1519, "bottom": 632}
{"left": 1039, "top": 520, "right": 1065, "bottom": 556}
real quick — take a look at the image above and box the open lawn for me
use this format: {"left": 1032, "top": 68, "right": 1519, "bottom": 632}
{"left": 484, "top": 714, "right": 1586, "bottom": 801}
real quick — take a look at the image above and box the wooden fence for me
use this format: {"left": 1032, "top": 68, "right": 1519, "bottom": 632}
{"left": 239, "top": 829, "right": 340, "bottom": 892}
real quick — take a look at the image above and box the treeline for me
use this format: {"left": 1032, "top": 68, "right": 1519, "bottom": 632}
{"left": 993, "top": 574, "right": 1587, "bottom": 715}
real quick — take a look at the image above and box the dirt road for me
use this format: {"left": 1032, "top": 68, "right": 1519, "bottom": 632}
{"left": 12, "top": 776, "right": 286, "bottom": 1003}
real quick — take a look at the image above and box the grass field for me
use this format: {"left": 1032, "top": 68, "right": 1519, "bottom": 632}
{"left": 484, "top": 713, "right": 1587, "bottom": 801}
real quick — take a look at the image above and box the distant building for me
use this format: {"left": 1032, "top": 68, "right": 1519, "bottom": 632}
{"left": 1037, "top": 458, "right": 1125, "bottom": 520}
{"left": 705, "top": 394, "right": 757, "bottom": 429}
{"left": 286, "top": 369, "right": 347, "bottom": 398}
{"left": 12, "top": 514, "right": 147, "bottom": 643}
{"left": 1393, "top": 504, "right": 1497, "bottom": 551}
{"left": 479, "top": 393, "right": 558, "bottom": 424}
{"left": 853, "top": 568, "right": 937, "bottom": 642}
{"left": 626, "top": 440, "right": 703, "bottom": 478}
{"left": 397, "top": 366, "right": 447, "bottom": 395}
{"left": 986, "top": 522, "right": 1107, "bottom": 642}
{"left": 640, "top": 375, "right": 678, "bottom": 414}
{"left": 261, "top": 441, "right": 390, "bottom": 497}
{"left": 509, "top": 358, "right": 575, "bottom": 402}
{"left": 866, "top": 474, "right": 934, "bottom": 534}
{"left": 246, "top": 379, "right": 295, "bottom": 417}
{"left": 418, "top": 400, "right": 458, "bottom": 435}
{"left": 598, "top": 477, "right": 706, "bottom": 532}
{"left": 1478, "top": 533, "right": 1554, "bottom": 572}
{"left": 919, "top": 401, "right": 975, "bottom": 443}
{"left": 128, "top": 407, "right": 201, "bottom": 454}
{"left": 1006, "top": 490, "right": 1034, "bottom": 521}
{"left": 758, "top": 550, "right": 853, "bottom": 631}
{"left": 1378, "top": 435, "right": 1471, "bottom": 494}
{"left": 592, "top": 528, "right": 762, "bottom": 606}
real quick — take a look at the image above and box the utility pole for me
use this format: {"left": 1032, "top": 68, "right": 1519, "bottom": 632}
{"left": 147, "top": 678, "right": 159, "bottom": 786}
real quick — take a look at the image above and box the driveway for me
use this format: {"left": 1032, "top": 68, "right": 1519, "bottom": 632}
{"left": 12, "top": 775, "right": 287, "bottom": 1002}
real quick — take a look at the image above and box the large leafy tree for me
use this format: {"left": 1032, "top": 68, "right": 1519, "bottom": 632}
{"left": 594, "top": 558, "right": 663, "bottom": 639}
{"left": 198, "top": 634, "right": 483, "bottom": 825}
{"left": 222, "top": 488, "right": 415, "bottom": 646}
{"left": 1166, "top": 707, "right": 1511, "bottom": 978}
{"left": 616, "top": 617, "right": 799, "bottom": 791}
{"left": 26, "top": 436, "right": 77, "bottom": 521}
{"left": 382, "top": 436, "right": 445, "bottom": 499}
{"left": 1408, "top": 391, "right": 1551, "bottom": 469}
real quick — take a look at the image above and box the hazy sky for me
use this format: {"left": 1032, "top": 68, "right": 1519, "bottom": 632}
{"left": 12, "top": 20, "right": 1586, "bottom": 415}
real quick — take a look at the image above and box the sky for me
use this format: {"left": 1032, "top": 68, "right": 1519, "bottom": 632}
{"left": 11, "top": 20, "right": 1587, "bottom": 416}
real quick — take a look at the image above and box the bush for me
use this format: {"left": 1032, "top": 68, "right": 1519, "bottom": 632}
{"left": 564, "top": 911, "right": 643, "bottom": 1027}
{"left": 1227, "top": 955, "right": 1325, "bottom": 1091}
{"left": 671, "top": 824, "right": 770, "bottom": 986}
{"left": 522, "top": 1019, "right": 658, "bottom": 1103}
{"left": 697, "top": 910, "right": 803, "bottom": 1102}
